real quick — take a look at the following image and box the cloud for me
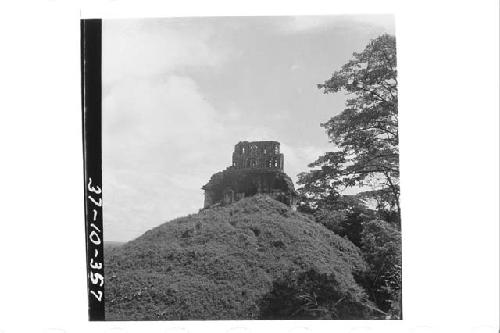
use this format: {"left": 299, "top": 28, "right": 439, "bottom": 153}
{"left": 283, "top": 16, "right": 339, "bottom": 32}
{"left": 280, "top": 143, "right": 333, "bottom": 184}
{"left": 102, "top": 19, "right": 230, "bottom": 241}
{"left": 103, "top": 75, "right": 225, "bottom": 169}
{"left": 102, "top": 74, "right": 229, "bottom": 241}
{"left": 103, "top": 170, "right": 205, "bottom": 242}
{"left": 280, "top": 15, "right": 395, "bottom": 33}
{"left": 103, "top": 19, "right": 223, "bottom": 85}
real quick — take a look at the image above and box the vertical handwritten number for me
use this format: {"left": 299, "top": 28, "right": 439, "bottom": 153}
{"left": 90, "top": 272, "right": 104, "bottom": 287}
{"left": 88, "top": 195, "right": 102, "bottom": 207}
{"left": 90, "top": 290, "right": 103, "bottom": 302}
{"left": 89, "top": 230, "right": 101, "bottom": 245}
{"left": 90, "top": 258, "right": 102, "bottom": 270}
{"left": 87, "top": 178, "right": 104, "bottom": 306}
{"left": 90, "top": 223, "right": 101, "bottom": 232}
{"left": 88, "top": 177, "right": 102, "bottom": 194}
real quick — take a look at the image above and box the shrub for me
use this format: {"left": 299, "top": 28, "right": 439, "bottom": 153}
{"left": 314, "top": 209, "right": 370, "bottom": 248}
{"left": 258, "top": 269, "right": 380, "bottom": 320}
{"left": 359, "top": 220, "right": 402, "bottom": 318}
{"left": 105, "top": 195, "right": 370, "bottom": 320}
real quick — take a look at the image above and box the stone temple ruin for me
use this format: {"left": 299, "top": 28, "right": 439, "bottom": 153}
{"left": 202, "top": 141, "right": 297, "bottom": 208}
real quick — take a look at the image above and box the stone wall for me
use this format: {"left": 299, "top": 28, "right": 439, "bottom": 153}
{"left": 232, "top": 141, "right": 284, "bottom": 171}
{"left": 202, "top": 141, "right": 296, "bottom": 208}
{"left": 202, "top": 168, "right": 296, "bottom": 208}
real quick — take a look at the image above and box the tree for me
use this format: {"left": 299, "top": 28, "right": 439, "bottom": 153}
{"left": 313, "top": 195, "right": 376, "bottom": 247}
{"left": 359, "top": 220, "right": 402, "bottom": 318}
{"left": 298, "top": 34, "right": 400, "bottom": 224}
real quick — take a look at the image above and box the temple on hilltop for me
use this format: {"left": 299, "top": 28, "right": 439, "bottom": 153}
{"left": 202, "top": 141, "right": 297, "bottom": 208}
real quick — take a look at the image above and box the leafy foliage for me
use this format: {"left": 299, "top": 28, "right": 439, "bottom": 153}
{"left": 296, "top": 34, "right": 402, "bottom": 318}
{"left": 298, "top": 34, "right": 400, "bottom": 224}
{"left": 316, "top": 210, "right": 365, "bottom": 248}
{"left": 105, "top": 195, "right": 370, "bottom": 320}
{"left": 258, "top": 269, "right": 381, "bottom": 320}
{"left": 359, "top": 220, "right": 402, "bottom": 318}
{"left": 312, "top": 195, "right": 376, "bottom": 247}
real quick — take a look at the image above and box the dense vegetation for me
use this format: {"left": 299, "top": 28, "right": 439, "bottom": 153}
{"left": 105, "top": 195, "right": 377, "bottom": 320}
{"left": 258, "top": 269, "right": 382, "bottom": 319}
{"left": 297, "top": 34, "right": 401, "bottom": 318}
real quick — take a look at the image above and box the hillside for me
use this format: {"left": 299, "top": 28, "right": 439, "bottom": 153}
{"left": 104, "top": 195, "right": 373, "bottom": 320}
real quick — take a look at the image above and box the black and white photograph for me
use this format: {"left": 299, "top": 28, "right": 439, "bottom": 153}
{"left": 85, "top": 15, "right": 402, "bottom": 320}
{"left": 0, "top": 0, "right": 499, "bottom": 332}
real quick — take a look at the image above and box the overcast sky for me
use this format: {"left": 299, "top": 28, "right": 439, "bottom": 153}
{"left": 102, "top": 15, "right": 395, "bottom": 242}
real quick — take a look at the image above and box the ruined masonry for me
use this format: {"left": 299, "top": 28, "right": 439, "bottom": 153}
{"left": 202, "top": 141, "right": 298, "bottom": 208}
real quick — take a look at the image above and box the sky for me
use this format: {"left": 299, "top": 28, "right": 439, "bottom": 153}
{"left": 102, "top": 15, "right": 395, "bottom": 242}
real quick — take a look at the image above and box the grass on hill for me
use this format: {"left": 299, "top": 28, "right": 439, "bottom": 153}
{"left": 104, "top": 195, "right": 375, "bottom": 320}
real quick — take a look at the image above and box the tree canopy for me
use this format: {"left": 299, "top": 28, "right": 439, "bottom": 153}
{"left": 298, "top": 34, "right": 400, "bottom": 224}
